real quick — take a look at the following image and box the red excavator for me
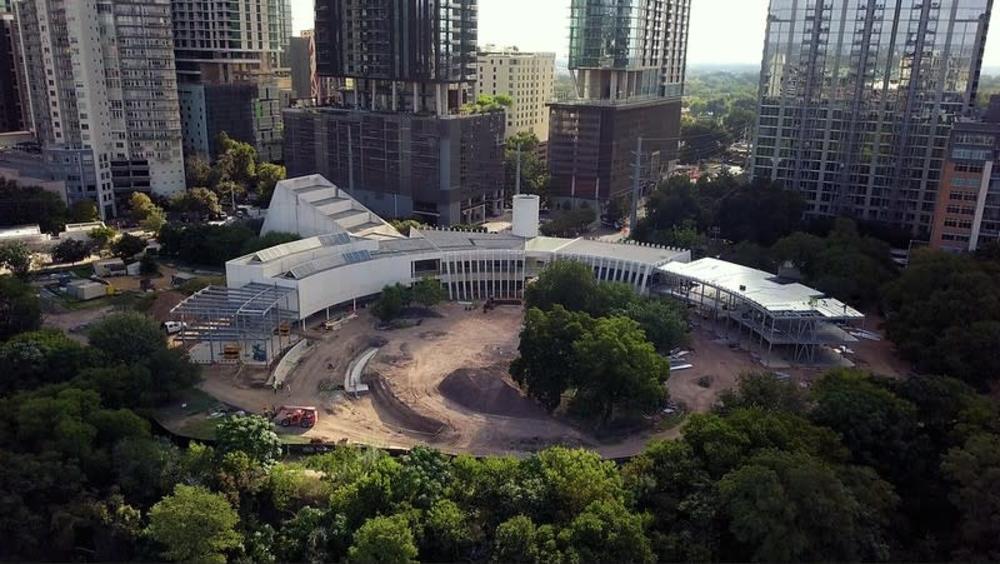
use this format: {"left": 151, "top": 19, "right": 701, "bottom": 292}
{"left": 274, "top": 405, "right": 317, "bottom": 429}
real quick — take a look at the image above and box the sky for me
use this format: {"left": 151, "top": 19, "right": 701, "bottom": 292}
{"left": 290, "top": 0, "right": 1000, "bottom": 69}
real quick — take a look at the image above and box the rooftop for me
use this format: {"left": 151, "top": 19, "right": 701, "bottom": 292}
{"left": 659, "top": 258, "right": 863, "bottom": 319}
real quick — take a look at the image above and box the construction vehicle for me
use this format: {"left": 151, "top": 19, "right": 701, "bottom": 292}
{"left": 274, "top": 405, "right": 317, "bottom": 429}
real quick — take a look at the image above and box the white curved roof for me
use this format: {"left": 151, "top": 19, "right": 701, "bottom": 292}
{"left": 659, "top": 258, "right": 863, "bottom": 319}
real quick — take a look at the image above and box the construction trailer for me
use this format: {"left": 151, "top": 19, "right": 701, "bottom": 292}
{"left": 169, "top": 283, "right": 299, "bottom": 366}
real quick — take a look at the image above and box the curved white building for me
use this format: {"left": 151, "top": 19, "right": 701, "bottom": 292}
{"left": 228, "top": 177, "right": 689, "bottom": 320}
{"left": 188, "top": 175, "right": 862, "bottom": 365}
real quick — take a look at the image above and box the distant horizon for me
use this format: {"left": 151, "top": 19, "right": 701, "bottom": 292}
{"left": 290, "top": 0, "right": 1000, "bottom": 70}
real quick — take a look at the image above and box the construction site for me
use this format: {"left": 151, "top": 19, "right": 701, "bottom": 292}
{"left": 165, "top": 297, "right": 903, "bottom": 458}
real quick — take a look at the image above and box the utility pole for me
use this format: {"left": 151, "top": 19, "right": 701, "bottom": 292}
{"left": 515, "top": 147, "right": 522, "bottom": 196}
{"left": 630, "top": 136, "right": 643, "bottom": 233}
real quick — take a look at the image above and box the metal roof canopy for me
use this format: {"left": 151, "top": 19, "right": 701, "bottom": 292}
{"left": 170, "top": 283, "right": 298, "bottom": 342}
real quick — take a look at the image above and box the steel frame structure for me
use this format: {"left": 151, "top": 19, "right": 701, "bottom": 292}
{"left": 169, "top": 283, "right": 299, "bottom": 364}
{"left": 657, "top": 274, "right": 858, "bottom": 364}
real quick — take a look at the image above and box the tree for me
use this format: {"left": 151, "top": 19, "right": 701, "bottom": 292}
{"left": 128, "top": 192, "right": 158, "bottom": 223}
{"left": 139, "top": 253, "right": 159, "bottom": 275}
{"left": 0, "top": 177, "right": 69, "bottom": 233}
{"left": 617, "top": 298, "right": 688, "bottom": 353}
{"left": 680, "top": 118, "right": 732, "bottom": 164}
{"left": 539, "top": 207, "right": 596, "bottom": 237}
{"left": 559, "top": 500, "right": 655, "bottom": 564}
{"left": 511, "top": 306, "right": 592, "bottom": 411}
{"left": 256, "top": 163, "right": 286, "bottom": 205}
{"left": 110, "top": 233, "right": 146, "bottom": 261}
{"left": 51, "top": 239, "right": 91, "bottom": 264}
{"left": 572, "top": 315, "right": 669, "bottom": 424}
{"left": 0, "top": 329, "right": 101, "bottom": 393}
{"left": 159, "top": 223, "right": 259, "bottom": 266}
{"left": 492, "top": 516, "right": 542, "bottom": 563}
{"left": 216, "top": 414, "right": 283, "bottom": 467}
{"left": 372, "top": 283, "right": 408, "bottom": 322}
{"left": 88, "top": 226, "right": 116, "bottom": 250}
{"left": 942, "top": 433, "right": 1000, "bottom": 560}
{"left": 144, "top": 484, "right": 241, "bottom": 564}
{"left": 719, "top": 449, "right": 894, "bottom": 562}
{"left": 87, "top": 312, "right": 165, "bottom": 363}
{"left": 140, "top": 208, "right": 167, "bottom": 234}
{"left": 524, "top": 260, "right": 599, "bottom": 314}
{"left": 533, "top": 447, "right": 625, "bottom": 521}
{"left": 171, "top": 187, "right": 222, "bottom": 219}
{"left": 505, "top": 132, "right": 549, "bottom": 200}
{"left": 0, "top": 275, "right": 40, "bottom": 340}
{"left": 238, "top": 231, "right": 300, "bottom": 256}
{"left": 347, "top": 515, "right": 418, "bottom": 564}
{"left": 809, "top": 370, "right": 923, "bottom": 481}
{"left": 185, "top": 155, "right": 214, "bottom": 189}
{"left": 624, "top": 440, "right": 719, "bottom": 561}
{"left": 215, "top": 132, "right": 257, "bottom": 186}
{"left": 411, "top": 278, "right": 446, "bottom": 308}
{"left": 68, "top": 200, "right": 99, "bottom": 222}
{"left": 883, "top": 249, "right": 1000, "bottom": 389}
{"left": 389, "top": 219, "right": 425, "bottom": 236}
{"left": 215, "top": 179, "right": 245, "bottom": 210}
{"left": 717, "top": 372, "right": 809, "bottom": 415}
{"left": 423, "top": 499, "right": 475, "bottom": 561}
{"left": 771, "top": 219, "right": 895, "bottom": 306}
{"left": 0, "top": 242, "right": 31, "bottom": 276}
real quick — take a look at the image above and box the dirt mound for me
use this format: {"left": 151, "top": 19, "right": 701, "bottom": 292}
{"left": 367, "top": 373, "right": 448, "bottom": 436}
{"left": 438, "top": 368, "right": 546, "bottom": 419}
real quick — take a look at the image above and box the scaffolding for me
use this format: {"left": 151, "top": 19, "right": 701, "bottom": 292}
{"left": 169, "top": 284, "right": 299, "bottom": 365}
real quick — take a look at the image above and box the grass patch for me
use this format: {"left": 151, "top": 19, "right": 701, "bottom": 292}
{"left": 177, "top": 416, "right": 220, "bottom": 441}
{"left": 656, "top": 411, "right": 688, "bottom": 432}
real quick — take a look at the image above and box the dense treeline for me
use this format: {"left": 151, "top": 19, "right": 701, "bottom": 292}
{"left": 634, "top": 173, "right": 1000, "bottom": 392}
{"left": 680, "top": 69, "right": 759, "bottom": 163}
{"left": 634, "top": 174, "right": 897, "bottom": 307}
{"left": 158, "top": 223, "right": 299, "bottom": 267}
{"left": 1, "top": 260, "right": 1000, "bottom": 561}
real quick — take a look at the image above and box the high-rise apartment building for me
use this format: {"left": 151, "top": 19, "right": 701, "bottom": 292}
{"left": 0, "top": 7, "right": 29, "bottom": 133}
{"left": 930, "top": 97, "right": 1000, "bottom": 252}
{"left": 752, "top": 0, "right": 992, "bottom": 237}
{"left": 286, "top": 0, "right": 505, "bottom": 226}
{"left": 475, "top": 47, "right": 555, "bottom": 141}
{"left": 171, "top": 0, "right": 291, "bottom": 83}
{"left": 171, "top": 0, "right": 292, "bottom": 161}
{"left": 548, "top": 0, "right": 690, "bottom": 211}
{"left": 15, "top": 0, "right": 185, "bottom": 218}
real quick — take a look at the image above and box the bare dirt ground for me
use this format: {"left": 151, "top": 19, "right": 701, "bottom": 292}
{"left": 41, "top": 304, "right": 114, "bottom": 343}
{"left": 191, "top": 304, "right": 911, "bottom": 458}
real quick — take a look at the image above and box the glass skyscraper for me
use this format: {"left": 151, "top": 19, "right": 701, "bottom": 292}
{"left": 549, "top": 0, "right": 690, "bottom": 211}
{"left": 752, "top": 0, "right": 993, "bottom": 237}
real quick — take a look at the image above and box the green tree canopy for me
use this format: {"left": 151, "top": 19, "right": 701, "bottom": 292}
{"left": 51, "top": 239, "right": 91, "bottom": 264}
{"left": 144, "top": 484, "right": 241, "bottom": 564}
{"left": 572, "top": 315, "right": 669, "bottom": 424}
{"left": 0, "top": 177, "right": 69, "bottom": 233}
{"left": 372, "top": 283, "right": 409, "bottom": 322}
{"left": 110, "top": 233, "right": 147, "bottom": 261}
{"left": 347, "top": 514, "right": 418, "bottom": 564}
{"left": 0, "top": 242, "right": 31, "bottom": 276}
{"left": 215, "top": 414, "right": 283, "bottom": 467}
{"left": 411, "top": 278, "right": 446, "bottom": 308}
{"left": 719, "top": 449, "right": 895, "bottom": 562}
{"left": 942, "top": 433, "right": 1000, "bottom": 560}
{"left": 87, "top": 312, "right": 165, "bottom": 364}
{"left": 511, "top": 305, "right": 593, "bottom": 412}
{"left": 0, "top": 275, "right": 40, "bottom": 340}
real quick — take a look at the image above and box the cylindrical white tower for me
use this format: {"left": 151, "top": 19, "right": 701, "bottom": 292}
{"left": 512, "top": 194, "right": 540, "bottom": 238}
